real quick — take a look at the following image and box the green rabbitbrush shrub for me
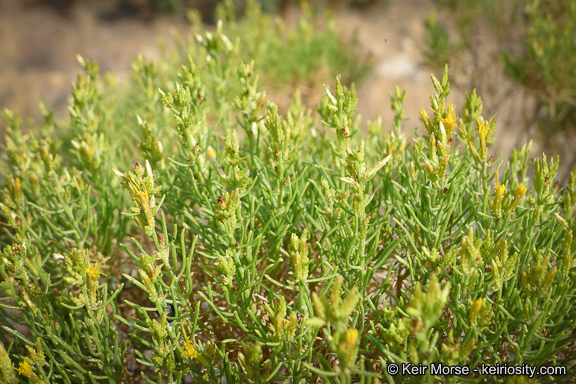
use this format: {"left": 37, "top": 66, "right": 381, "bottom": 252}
{"left": 1, "top": 7, "right": 576, "bottom": 384}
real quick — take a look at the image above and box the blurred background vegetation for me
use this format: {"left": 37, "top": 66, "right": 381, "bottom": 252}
{"left": 1, "top": 0, "right": 575, "bottom": 181}
{"left": 424, "top": 0, "right": 576, "bottom": 181}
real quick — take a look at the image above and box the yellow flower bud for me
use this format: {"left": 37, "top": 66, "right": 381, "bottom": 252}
{"left": 490, "top": 180, "right": 507, "bottom": 217}
{"left": 506, "top": 184, "right": 527, "bottom": 214}
{"left": 476, "top": 116, "right": 489, "bottom": 159}
{"left": 469, "top": 298, "right": 483, "bottom": 326}
{"left": 420, "top": 109, "right": 432, "bottom": 134}
{"left": 345, "top": 328, "right": 359, "bottom": 349}
{"left": 441, "top": 102, "right": 457, "bottom": 138}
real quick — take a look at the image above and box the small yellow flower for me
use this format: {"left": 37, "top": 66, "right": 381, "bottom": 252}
{"left": 345, "top": 328, "right": 359, "bottom": 348}
{"left": 476, "top": 116, "right": 489, "bottom": 141}
{"left": 338, "top": 328, "right": 360, "bottom": 370}
{"left": 507, "top": 184, "right": 527, "bottom": 214}
{"left": 494, "top": 184, "right": 505, "bottom": 200}
{"left": 441, "top": 102, "right": 457, "bottom": 138}
{"left": 183, "top": 340, "right": 198, "bottom": 360}
{"left": 17, "top": 362, "right": 35, "bottom": 379}
{"left": 476, "top": 116, "right": 490, "bottom": 160}
{"left": 86, "top": 263, "right": 100, "bottom": 281}
{"left": 490, "top": 174, "right": 507, "bottom": 217}
{"left": 515, "top": 184, "right": 527, "bottom": 199}
{"left": 16, "top": 361, "right": 29, "bottom": 375}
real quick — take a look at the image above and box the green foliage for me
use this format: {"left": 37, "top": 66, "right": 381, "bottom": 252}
{"left": 2, "top": 3, "right": 576, "bottom": 384}
{"left": 501, "top": 0, "right": 576, "bottom": 134}
{"left": 154, "top": 0, "right": 184, "bottom": 13}
{"left": 213, "top": 0, "right": 371, "bottom": 91}
{"left": 230, "top": 0, "right": 387, "bottom": 13}
{"left": 425, "top": 0, "right": 576, "bottom": 159}
{"left": 423, "top": 11, "right": 458, "bottom": 69}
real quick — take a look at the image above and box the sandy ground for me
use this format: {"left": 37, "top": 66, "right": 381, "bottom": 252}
{"left": 0, "top": 0, "right": 573, "bottom": 180}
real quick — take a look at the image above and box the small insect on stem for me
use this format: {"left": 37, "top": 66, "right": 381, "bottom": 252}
{"left": 154, "top": 303, "right": 176, "bottom": 323}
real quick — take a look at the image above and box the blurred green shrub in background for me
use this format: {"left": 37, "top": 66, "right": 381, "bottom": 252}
{"left": 211, "top": 0, "right": 371, "bottom": 93}
{"left": 424, "top": 0, "right": 576, "bottom": 175}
